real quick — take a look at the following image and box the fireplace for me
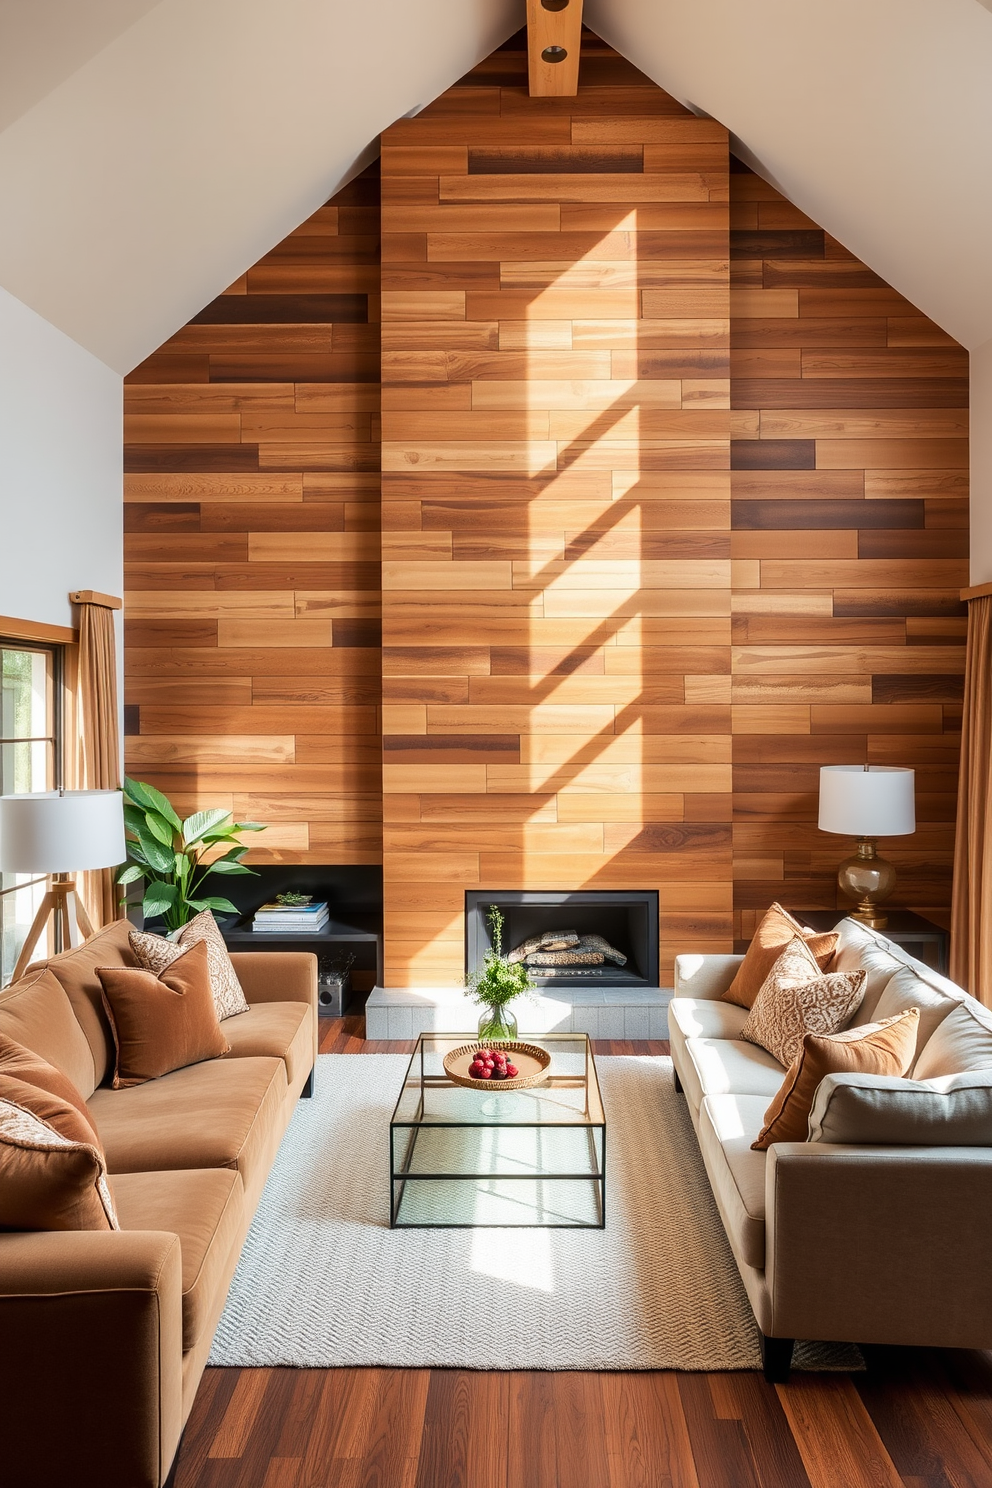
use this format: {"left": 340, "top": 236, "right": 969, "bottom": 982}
{"left": 465, "top": 891, "right": 659, "bottom": 991}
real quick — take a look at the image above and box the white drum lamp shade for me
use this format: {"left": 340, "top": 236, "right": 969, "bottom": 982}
{"left": 818, "top": 766, "right": 915, "bottom": 838}
{"left": 0, "top": 790, "right": 126, "bottom": 873}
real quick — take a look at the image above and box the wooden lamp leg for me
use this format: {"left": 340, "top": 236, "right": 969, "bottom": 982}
{"left": 9, "top": 876, "right": 94, "bottom": 982}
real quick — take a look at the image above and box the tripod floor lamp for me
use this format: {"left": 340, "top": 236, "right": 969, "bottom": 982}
{"left": 0, "top": 790, "right": 125, "bottom": 982}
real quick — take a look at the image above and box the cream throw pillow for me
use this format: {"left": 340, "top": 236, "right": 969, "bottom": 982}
{"left": 740, "top": 936, "right": 867, "bottom": 1068}
{"left": 130, "top": 909, "right": 249, "bottom": 1021}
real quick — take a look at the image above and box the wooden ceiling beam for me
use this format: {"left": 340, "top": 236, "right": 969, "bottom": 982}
{"left": 526, "top": 0, "right": 584, "bottom": 97}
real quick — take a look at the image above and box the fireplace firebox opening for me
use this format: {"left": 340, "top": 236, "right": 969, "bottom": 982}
{"left": 465, "top": 891, "right": 659, "bottom": 991}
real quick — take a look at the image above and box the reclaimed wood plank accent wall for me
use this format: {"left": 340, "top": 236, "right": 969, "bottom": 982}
{"left": 379, "top": 35, "right": 733, "bottom": 986}
{"left": 729, "top": 161, "right": 968, "bottom": 941}
{"left": 122, "top": 168, "right": 383, "bottom": 864}
{"left": 120, "top": 30, "right": 967, "bottom": 983}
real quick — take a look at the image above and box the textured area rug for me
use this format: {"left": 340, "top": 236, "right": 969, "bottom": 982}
{"left": 209, "top": 1054, "right": 860, "bottom": 1372}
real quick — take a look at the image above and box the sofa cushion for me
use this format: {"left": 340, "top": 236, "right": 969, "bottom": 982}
{"left": 914, "top": 999, "right": 992, "bottom": 1080}
{"left": 808, "top": 1069, "right": 992, "bottom": 1146}
{"left": 111, "top": 1167, "right": 245, "bottom": 1351}
{"left": 221, "top": 1001, "right": 312, "bottom": 1089}
{"left": 130, "top": 910, "right": 249, "bottom": 1021}
{"left": 0, "top": 1093, "right": 118, "bottom": 1232}
{"left": 87, "top": 1055, "right": 288, "bottom": 1208}
{"left": 722, "top": 904, "right": 838, "bottom": 1010}
{"left": 0, "top": 967, "right": 98, "bottom": 1099}
{"left": 870, "top": 966, "right": 960, "bottom": 1069}
{"left": 741, "top": 938, "right": 866, "bottom": 1068}
{"left": 680, "top": 1036, "right": 785, "bottom": 1115}
{"left": 830, "top": 919, "right": 902, "bottom": 999}
{"left": 669, "top": 999, "right": 749, "bottom": 1043}
{"left": 698, "top": 1094, "right": 769, "bottom": 1269}
{"left": 753, "top": 1010, "right": 919, "bottom": 1150}
{"left": 40, "top": 920, "right": 137, "bottom": 1090}
{"left": 98, "top": 941, "right": 230, "bottom": 1089}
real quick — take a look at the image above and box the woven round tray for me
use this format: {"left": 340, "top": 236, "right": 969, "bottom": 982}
{"left": 442, "top": 1041, "right": 551, "bottom": 1092}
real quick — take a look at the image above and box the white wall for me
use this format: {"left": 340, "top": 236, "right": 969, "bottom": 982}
{"left": 971, "top": 338, "right": 992, "bottom": 584}
{"left": 0, "top": 286, "right": 122, "bottom": 632}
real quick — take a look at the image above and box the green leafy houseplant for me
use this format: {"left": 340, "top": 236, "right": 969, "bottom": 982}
{"left": 466, "top": 905, "right": 533, "bottom": 1042}
{"left": 117, "top": 777, "right": 265, "bottom": 932}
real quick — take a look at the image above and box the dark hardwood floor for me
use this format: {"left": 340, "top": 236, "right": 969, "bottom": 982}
{"left": 173, "top": 1017, "right": 992, "bottom": 1488}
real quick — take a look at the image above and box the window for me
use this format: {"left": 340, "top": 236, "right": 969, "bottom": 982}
{"left": 0, "top": 641, "right": 63, "bottom": 984}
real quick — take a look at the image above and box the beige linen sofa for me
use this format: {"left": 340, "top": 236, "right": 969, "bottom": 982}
{"left": 0, "top": 919, "right": 317, "bottom": 1488}
{"left": 671, "top": 916, "right": 992, "bottom": 1381}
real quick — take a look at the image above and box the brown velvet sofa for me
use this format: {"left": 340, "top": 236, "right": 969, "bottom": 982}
{"left": 0, "top": 919, "right": 317, "bottom": 1488}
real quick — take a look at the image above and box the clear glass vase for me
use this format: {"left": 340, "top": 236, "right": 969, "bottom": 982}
{"left": 477, "top": 1004, "right": 518, "bottom": 1043}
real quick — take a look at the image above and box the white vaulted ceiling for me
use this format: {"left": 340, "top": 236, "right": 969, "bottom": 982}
{"left": 586, "top": 0, "right": 992, "bottom": 352}
{"left": 0, "top": 0, "right": 520, "bottom": 372}
{"left": 0, "top": 0, "right": 991, "bottom": 372}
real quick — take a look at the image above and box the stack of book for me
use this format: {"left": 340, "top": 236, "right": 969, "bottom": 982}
{"left": 252, "top": 901, "right": 329, "bottom": 934}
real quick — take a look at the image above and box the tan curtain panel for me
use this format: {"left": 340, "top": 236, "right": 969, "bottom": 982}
{"left": 951, "top": 594, "right": 992, "bottom": 1003}
{"left": 75, "top": 600, "right": 122, "bottom": 929}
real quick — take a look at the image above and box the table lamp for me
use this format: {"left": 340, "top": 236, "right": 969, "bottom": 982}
{"left": 817, "top": 765, "right": 915, "bottom": 930}
{"left": 0, "top": 789, "right": 125, "bottom": 981}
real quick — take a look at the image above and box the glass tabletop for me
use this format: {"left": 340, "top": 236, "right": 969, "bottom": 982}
{"left": 390, "top": 1032, "right": 605, "bottom": 1129}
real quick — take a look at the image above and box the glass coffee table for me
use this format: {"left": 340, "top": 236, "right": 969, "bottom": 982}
{"left": 389, "top": 1032, "right": 606, "bottom": 1228}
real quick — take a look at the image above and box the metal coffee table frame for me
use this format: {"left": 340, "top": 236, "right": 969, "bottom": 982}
{"left": 389, "top": 1032, "right": 606, "bottom": 1229}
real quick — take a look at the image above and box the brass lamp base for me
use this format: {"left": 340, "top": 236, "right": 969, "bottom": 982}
{"left": 10, "top": 873, "right": 94, "bottom": 982}
{"left": 836, "top": 837, "right": 897, "bottom": 930}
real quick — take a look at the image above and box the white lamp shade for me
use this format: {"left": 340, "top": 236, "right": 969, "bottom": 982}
{"left": 0, "top": 790, "right": 126, "bottom": 873}
{"left": 818, "top": 766, "right": 915, "bottom": 838}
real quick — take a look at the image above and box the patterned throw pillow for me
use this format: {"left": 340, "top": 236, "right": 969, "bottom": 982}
{"left": 740, "top": 936, "right": 867, "bottom": 1068}
{"left": 130, "top": 909, "right": 249, "bottom": 1020}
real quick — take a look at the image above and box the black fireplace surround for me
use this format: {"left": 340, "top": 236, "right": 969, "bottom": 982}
{"left": 465, "top": 891, "right": 659, "bottom": 991}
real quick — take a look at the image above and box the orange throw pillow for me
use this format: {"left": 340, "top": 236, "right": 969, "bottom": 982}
{"left": 723, "top": 904, "right": 839, "bottom": 1010}
{"left": 0, "top": 1080, "right": 118, "bottom": 1231}
{"left": 752, "top": 1008, "right": 920, "bottom": 1150}
{"left": 98, "top": 939, "right": 230, "bottom": 1090}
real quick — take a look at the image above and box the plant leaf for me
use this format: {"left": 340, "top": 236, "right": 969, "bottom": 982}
{"left": 203, "top": 859, "right": 256, "bottom": 875}
{"left": 182, "top": 808, "right": 232, "bottom": 847}
{"left": 116, "top": 864, "right": 145, "bottom": 886}
{"left": 124, "top": 840, "right": 151, "bottom": 869}
{"left": 132, "top": 825, "right": 175, "bottom": 874}
{"left": 144, "top": 811, "right": 174, "bottom": 847}
{"left": 235, "top": 820, "right": 266, "bottom": 833}
{"left": 142, "top": 882, "right": 177, "bottom": 917}
{"left": 124, "top": 778, "right": 182, "bottom": 831}
{"left": 186, "top": 896, "right": 239, "bottom": 915}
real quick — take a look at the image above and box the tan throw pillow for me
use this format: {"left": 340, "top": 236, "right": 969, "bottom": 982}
{"left": 130, "top": 908, "right": 249, "bottom": 1020}
{"left": 98, "top": 940, "right": 230, "bottom": 1089}
{"left": 753, "top": 1009, "right": 920, "bottom": 1150}
{"left": 722, "top": 904, "right": 839, "bottom": 1010}
{"left": 740, "top": 936, "right": 867, "bottom": 1068}
{"left": 0, "top": 1091, "right": 118, "bottom": 1231}
{"left": 0, "top": 1032, "right": 96, "bottom": 1135}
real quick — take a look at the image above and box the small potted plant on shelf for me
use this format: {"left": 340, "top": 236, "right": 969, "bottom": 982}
{"left": 466, "top": 904, "right": 534, "bottom": 1042}
{"left": 117, "top": 777, "right": 265, "bottom": 933}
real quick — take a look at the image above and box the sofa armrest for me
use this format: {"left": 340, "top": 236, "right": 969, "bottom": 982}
{"left": 674, "top": 953, "right": 744, "bottom": 1000}
{"left": 765, "top": 1143, "right": 992, "bottom": 1349}
{"left": 229, "top": 950, "right": 318, "bottom": 1010}
{"left": 0, "top": 1229, "right": 184, "bottom": 1488}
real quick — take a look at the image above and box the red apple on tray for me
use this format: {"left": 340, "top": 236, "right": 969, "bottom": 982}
{"left": 468, "top": 1048, "right": 519, "bottom": 1081}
